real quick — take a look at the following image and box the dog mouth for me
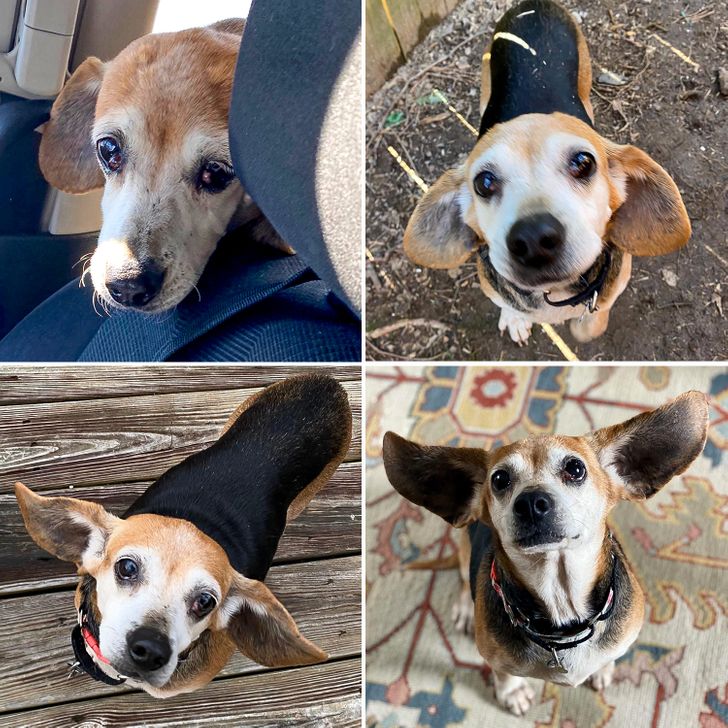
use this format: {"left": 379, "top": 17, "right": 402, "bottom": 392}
{"left": 503, "top": 258, "right": 595, "bottom": 291}
{"left": 516, "top": 531, "right": 580, "bottom": 553}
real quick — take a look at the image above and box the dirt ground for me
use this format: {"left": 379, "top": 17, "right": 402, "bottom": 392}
{"left": 366, "top": 0, "right": 728, "bottom": 361}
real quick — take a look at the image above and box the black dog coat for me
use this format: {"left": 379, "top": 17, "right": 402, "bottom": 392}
{"left": 124, "top": 374, "right": 351, "bottom": 581}
{"left": 479, "top": 0, "right": 593, "bottom": 137}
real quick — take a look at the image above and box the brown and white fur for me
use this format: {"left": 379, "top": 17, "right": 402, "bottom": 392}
{"left": 383, "top": 391, "right": 708, "bottom": 715}
{"left": 14, "top": 375, "right": 351, "bottom": 698}
{"left": 39, "top": 19, "right": 288, "bottom": 314}
{"left": 403, "top": 0, "right": 690, "bottom": 344}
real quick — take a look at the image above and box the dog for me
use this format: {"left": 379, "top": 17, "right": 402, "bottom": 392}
{"left": 382, "top": 391, "right": 708, "bottom": 715}
{"left": 403, "top": 0, "right": 690, "bottom": 344}
{"left": 14, "top": 374, "right": 351, "bottom": 698}
{"left": 39, "top": 19, "right": 288, "bottom": 314}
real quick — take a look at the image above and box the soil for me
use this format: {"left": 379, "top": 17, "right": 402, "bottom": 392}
{"left": 366, "top": 0, "right": 728, "bottom": 361}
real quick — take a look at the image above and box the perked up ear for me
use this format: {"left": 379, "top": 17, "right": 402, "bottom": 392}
{"left": 14, "top": 482, "right": 118, "bottom": 566}
{"left": 589, "top": 391, "right": 708, "bottom": 499}
{"left": 219, "top": 572, "right": 327, "bottom": 668}
{"left": 382, "top": 432, "right": 488, "bottom": 527}
{"left": 606, "top": 142, "right": 691, "bottom": 256}
{"left": 403, "top": 167, "right": 479, "bottom": 269}
{"left": 38, "top": 56, "right": 106, "bottom": 193}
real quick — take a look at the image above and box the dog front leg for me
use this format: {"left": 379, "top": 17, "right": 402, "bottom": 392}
{"left": 570, "top": 307, "right": 611, "bottom": 342}
{"left": 492, "top": 669, "right": 535, "bottom": 716}
{"left": 589, "top": 660, "right": 615, "bottom": 691}
{"left": 451, "top": 528, "right": 474, "bottom": 634}
{"left": 498, "top": 305, "right": 533, "bottom": 344}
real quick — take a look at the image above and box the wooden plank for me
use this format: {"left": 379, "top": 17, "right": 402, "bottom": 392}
{"left": 365, "top": 0, "right": 404, "bottom": 95}
{"left": 0, "top": 366, "right": 360, "bottom": 406}
{"left": 0, "top": 382, "right": 361, "bottom": 493}
{"left": 0, "top": 462, "right": 361, "bottom": 596}
{"left": 0, "top": 658, "right": 361, "bottom": 727}
{"left": 365, "top": 0, "right": 463, "bottom": 95}
{"left": 0, "top": 556, "right": 360, "bottom": 712}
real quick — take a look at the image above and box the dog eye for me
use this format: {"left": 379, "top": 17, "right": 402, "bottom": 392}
{"left": 473, "top": 170, "right": 499, "bottom": 198}
{"left": 562, "top": 457, "right": 587, "bottom": 482}
{"left": 491, "top": 469, "right": 511, "bottom": 492}
{"left": 114, "top": 558, "right": 139, "bottom": 581}
{"left": 197, "top": 161, "right": 235, "bottom": 193}
{"left": 568, "top": 151, "right": 596, "bottom": 180}
{"left": 191, "top": 592, "right": 217, "bottom": 619}
{"left": 97, "top": 137, "right": 124, "bottom": 173}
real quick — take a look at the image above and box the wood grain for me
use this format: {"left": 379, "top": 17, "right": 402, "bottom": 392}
{"left": 0, "top": 366, "right": 359, "bottom": 405}
{"left": 0, "top": 462, "right": 361, "bottom": 596}
{"left": 0, "top": 382, "right": 361, "bottom": 493}
{"left": 0, "top": 658, "right": 361, "bottom": 727}
{"left": 0, "top": 556, "right": 360, "bottom": 712}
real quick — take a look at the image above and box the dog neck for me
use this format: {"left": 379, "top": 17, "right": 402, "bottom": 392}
{"left": 498, "top": 530, "right": 611, "bottom": 627}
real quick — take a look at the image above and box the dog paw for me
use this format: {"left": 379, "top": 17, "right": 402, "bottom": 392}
{"left": 451, "top": 590, "right": 474, "bottom": 634}
{"left": 498, "top": 308, "right": 532, "bottom": 345}
{"left": 494, "top": 675, "right": 535, "bottom": 716}
{"left": 589, "top": 661, "right": 615, "bottom": 691}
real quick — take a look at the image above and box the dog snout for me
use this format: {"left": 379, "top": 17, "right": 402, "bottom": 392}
{"left": 107, "top": 266, "right": 165, "bottom": 308}
{"left": 513, "top": 489, "right": 554, "bottom": 524}
{"left": 126, "top": 626, "right": 172, "bottom": 672}
{"left": 507, "top": 213, "right": 565, "bottom": 268}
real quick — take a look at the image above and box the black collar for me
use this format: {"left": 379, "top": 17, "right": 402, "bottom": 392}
{"left": 543, "top": 248, "right": 612, "bottom": 312}
{"left": 71, "top": 577, "right": 126, "bottom": 686}
{"left": 490, "top": 547, "right": 617, "bottom": 672}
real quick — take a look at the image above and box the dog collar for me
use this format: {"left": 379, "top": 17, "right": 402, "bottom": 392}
{"left": 71, "top": 603, "right": 127, "bottom": 686}
{"left": 490, "top": 548, "right": 616, "bottom": 673}
{"left": 543, "top": 248, "right": 612, "bottom": 313}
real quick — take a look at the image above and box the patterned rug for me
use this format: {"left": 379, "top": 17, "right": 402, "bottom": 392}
{"left": 365, "top": 366, "right": 728, "bottom": 728}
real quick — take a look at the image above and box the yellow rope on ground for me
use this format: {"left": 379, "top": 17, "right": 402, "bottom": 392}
{"left": 387, "top": 145, "right": 429, "bottom": 193}
{"left": 432, "top": 89, "right": 479, "bottom": 135}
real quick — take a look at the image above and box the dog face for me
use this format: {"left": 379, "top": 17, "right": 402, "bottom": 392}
{"left": 39, "top": 22, "right": 247, "bottom": 313}
{"left": 383, "top": 392, "right": 708, "bottom": 557}
{"left": 403, "top": 112, "right": 691, "bottom": 288}
{"left": 14, "top": 484, "right": 326, "bottom": 692}
{"left": 464, "top": 115, "right": 615, "bottom": 289}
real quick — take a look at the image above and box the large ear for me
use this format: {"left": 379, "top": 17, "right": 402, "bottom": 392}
{"left": 14, "top": 482, "right": 118, "bottom": 565}
{"left": 605, "top": 142, "right": 690, "bottom": 256}
{"left": 218, "top": 572, "right": 327, "bottom": 668}
{"left": 38, "top": 57, "right": 106, "bottom": 193}
{"left": 403, "top": 167, "right": 479, "bottom": 269}
{"left": 589, "top": 391, "right": 708, "bottom": 499}
{"left": 382, "top": 432, "right": 487, "bottom": 527}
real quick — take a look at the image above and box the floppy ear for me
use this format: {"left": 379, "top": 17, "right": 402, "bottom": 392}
{"left": 38, "top": 56, "right": 106, "bottom": 193}
{"left": 382, "top": 432, "right": 488, "bottom": 527}
{"left": 605, "top": 142, "right": 690, "bottom": 256}
{"left": 403, "top": 167, "right": 479, "bottom": 269}
{"left": 589, "top": 391, "right": 708, "bottom": 499}
{"left": 218, "top": 572, "right": 327, "bottom": 668}
{"left": 14, "top": 482, "right": 118, "bottom": 566}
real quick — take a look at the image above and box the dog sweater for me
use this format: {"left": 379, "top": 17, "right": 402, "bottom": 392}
{"left": 479, "top": 0, "right": 593, "bottom": 136}
{"left": 124, "top": 375, "right": 350, "bottom": 581}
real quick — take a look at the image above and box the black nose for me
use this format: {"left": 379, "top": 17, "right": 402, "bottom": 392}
{"left": 513, "top": 490, "right": 554, "bottom": 523}
{"left": 507, "top": 213, "right": 565, "bottom": 267}
{"left": 127, "top": 627, "right": 172, "bottom": 671}
{"left": 107, "top": 267, "right": 165, "bottom": 308}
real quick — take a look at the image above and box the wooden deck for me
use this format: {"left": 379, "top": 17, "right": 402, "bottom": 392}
{"left": 0, "top": 366, "right": 362, "bottom": 727}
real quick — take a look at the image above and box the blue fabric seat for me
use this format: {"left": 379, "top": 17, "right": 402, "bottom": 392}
{"left": 0, "top": 238, "right": 360, "bottom": 362}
